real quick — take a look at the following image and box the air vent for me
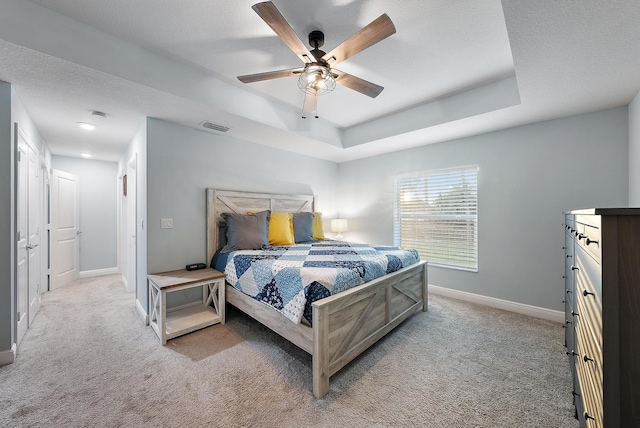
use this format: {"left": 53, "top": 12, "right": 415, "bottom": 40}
{"left": 200, "top": 121, "right": 230, "bottom": 133}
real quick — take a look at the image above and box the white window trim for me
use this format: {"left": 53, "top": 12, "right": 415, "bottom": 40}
{"left": 393, "top": 165, "right": 479, "bottom": 272}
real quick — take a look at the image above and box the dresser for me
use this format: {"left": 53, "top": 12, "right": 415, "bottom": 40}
{"left": 563, "top": 209, "right": 640, "bottom": 427}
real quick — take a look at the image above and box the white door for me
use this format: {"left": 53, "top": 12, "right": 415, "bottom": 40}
{"left": 16, "top": 127, "right": 42, "bottom": 344}
{"left": 125, "top": 155, "right": 137, "bottom": 293}
{"left": 51, "top": 169, "right": 80, "bottom": 289}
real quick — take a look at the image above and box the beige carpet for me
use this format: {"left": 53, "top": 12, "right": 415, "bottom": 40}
{"left": 0, "top": 275, "right": 578, "bottom": 427}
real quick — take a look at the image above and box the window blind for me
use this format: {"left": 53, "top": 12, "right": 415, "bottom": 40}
{"left": 393, "top": 166, "right": 478, "bottom": 271}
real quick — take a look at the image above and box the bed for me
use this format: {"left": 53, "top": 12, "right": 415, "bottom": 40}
{"left": 206, "top": 189, "right": 428, "bottom": 398}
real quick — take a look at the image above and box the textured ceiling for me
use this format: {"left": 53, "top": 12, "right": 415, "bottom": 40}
{"left": 1, "top": 0, "right": 639, "bottom": 162}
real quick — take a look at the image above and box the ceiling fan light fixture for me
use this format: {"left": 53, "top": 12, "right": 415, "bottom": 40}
{"left": 297, "top": 65, "right": 336, "bottom": 96}
{"left": 77, "top": 122, "right": 96, "bottom": 131}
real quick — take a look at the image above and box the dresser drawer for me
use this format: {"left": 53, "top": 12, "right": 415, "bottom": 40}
{"left": 575, "top": 314, "right": 602, "bottom": 390}
{"left": 575, "top": 295, "right": 602, "bottom": 357}
{"left": 575, "top": 330, "right": 603, "bottom": 427}
{"left": 564, "top": 298, "right": 575, "bottom": 350}
{"left": 574, "top": 244, "right": 602, "bottom": 301}
{"left": 575, "top": 215, "right": 601, "bottom": 261}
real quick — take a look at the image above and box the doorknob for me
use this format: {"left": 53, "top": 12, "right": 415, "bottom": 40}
{"left": 25, "top": 243, "right": 39, "bottom": 250}
{"left": 77, "top": 230, "right": 82, "bottom": 235}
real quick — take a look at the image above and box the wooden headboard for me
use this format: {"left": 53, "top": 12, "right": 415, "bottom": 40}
{"left": 206, "top": 189, "right": 318, "bottom": 263}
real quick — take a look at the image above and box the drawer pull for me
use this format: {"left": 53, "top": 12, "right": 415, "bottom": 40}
{"left": 583, "top": 354, "right": 594, "bottom": 363}
{"left": 565, "top": 320, "right": 572, "bottom": 325}
{"left": 585, "top": 238, "right": 599, "bottom": 246}
{"left": 582, "top": 290, "right": 595, "bottom": 297}
{"left": 566, "top": 254, "right": 573, "bottom": 258}
{"left": 571, "top": 266, "right": 579, "bottom": 271}
{"left": 572, "top": 390, "right": 580, "bottom": 397}
{"left": 577, "top": 233, "right": 586, "bottom": 240}
{"left": 571, "top": 310, "right": 579, "bottom": 317}
{"left": 562, "top": 275, "right": 567, "bottom": 279}
{"left": 566, "top": 350, "right": 578, "bottom": 357}
{"left": 585, "top": 412, "right": 595, "bottom": 421}
{"left": 566, "top": 289, "right": 572, "bottom": 294}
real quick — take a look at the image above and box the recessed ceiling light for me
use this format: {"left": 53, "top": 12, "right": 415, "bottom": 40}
{"left": 81, "top": 153, "right": 93, "bottom": 158}
{"left": 77, "top": 122, "right": 96, "bottom": 131}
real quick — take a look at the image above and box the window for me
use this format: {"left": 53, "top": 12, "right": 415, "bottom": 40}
{"left": 393, "top": 166, "right": 478, "bottom": 271}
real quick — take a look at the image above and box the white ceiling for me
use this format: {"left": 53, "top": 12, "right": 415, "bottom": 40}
{"left": 1, "top": 0, "right": 639, "bottom": 163}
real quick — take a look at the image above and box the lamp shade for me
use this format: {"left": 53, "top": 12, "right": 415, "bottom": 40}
{"left": 330, "top": 218, "right": 348, "bottom": 233}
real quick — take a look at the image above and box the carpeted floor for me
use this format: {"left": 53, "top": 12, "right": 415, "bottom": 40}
{"left": 0, "top": 275, "right": 579, "bottom": 427}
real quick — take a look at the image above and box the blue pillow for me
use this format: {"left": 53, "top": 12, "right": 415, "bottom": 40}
{"left": 292, "top": 212, "right": 314, "bottom": 243}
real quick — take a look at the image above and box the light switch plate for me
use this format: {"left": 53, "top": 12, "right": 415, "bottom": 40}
{"left": 160, "top": 218, "right": 173, "bottom": 229}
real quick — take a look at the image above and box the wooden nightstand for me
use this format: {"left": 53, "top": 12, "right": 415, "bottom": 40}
{"left": 148, "top": 268, "right": 225, "bottom": 345}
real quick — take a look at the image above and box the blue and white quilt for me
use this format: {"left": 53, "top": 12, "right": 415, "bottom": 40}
{"left": 223, "top": 241, "right": 420, "bottom": 325}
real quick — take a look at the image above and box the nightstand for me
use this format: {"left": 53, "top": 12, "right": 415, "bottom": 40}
{"left": 148, "top": 268, "right": 225, "bottom": 345}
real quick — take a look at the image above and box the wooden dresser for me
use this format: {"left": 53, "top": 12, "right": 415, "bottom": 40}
{"left": 563, "top": 209, "right": 640, "bottom": 427}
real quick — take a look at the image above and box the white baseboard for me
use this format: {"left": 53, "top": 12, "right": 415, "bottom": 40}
{"left": 429, "top": 284, "right": 564, "bottom": 323}
{"left": 136, "top": 299, "right": 149, "bottom": 325}
{"left": 0, "top": 343, "right": 17, "bottom": 366}
{"left": 79, "top": 267, "right": 119, "bottom": 279}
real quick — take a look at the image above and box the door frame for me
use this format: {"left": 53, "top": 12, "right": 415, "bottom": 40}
{"left": 125, "top": 154, "right": 137, "bottom": 294}
{"left": 41, "top": 158, "right": 50, "bottom": 293}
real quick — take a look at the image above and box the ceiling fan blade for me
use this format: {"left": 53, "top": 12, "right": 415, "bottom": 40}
{"left": 238, "top": 68, "right": 303, "bottom": 83}
{"left": 302, "top": 92, "right": 318, "bottom": 113}
{"left": 252, "top": 2, "right": 316, "bottom": 63}
{"left": 301, "top": 93, "right": 319, "bottom": 119}
{"left": 323, "top": 14, "right": 396, "bottom": 67}
{"left": 333, "top": 70, "right": 384, "bottom": 98}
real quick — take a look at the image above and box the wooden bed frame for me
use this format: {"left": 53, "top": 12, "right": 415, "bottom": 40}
{"left": 206, "top": 189, "right": 428, "bottom": 398}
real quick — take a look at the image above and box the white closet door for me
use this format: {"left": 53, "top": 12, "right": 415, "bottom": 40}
{"left": 51, "top": 169, "right": 80, "bottom": 289}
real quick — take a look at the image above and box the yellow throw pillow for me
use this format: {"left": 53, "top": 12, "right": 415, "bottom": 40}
{"left": 268, "top": 212, "right": 295, "bottom": 245}
{"left": 312, "top": 212, "right": 326, "bottom": 240}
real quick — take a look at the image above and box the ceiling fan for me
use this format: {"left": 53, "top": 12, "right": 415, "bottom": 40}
{"left": 237, "top": 1, "right": 396, "bottom": 118}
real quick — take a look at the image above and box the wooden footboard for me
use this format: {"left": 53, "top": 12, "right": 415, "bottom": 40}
{"left": 225, "top": 260, "right": 428, "bottom": 398}
{"left": 311, "top": 261, "right": 427, "bottom": 397}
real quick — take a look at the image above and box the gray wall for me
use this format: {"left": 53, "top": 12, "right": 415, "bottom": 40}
{"left": 51, "top": 156, "right": 118, "bottom": 272}
{"left": 629, "top": 90, "right": 640, "bottom": 205}
{"left": 145, "top": 118, "right": 339, "bottom": 309}
{"left": 337, "top": 107, "right": 629, "bottom": 311}
{"left": 0, "top": 81, "right": 13, "bottom": 352}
